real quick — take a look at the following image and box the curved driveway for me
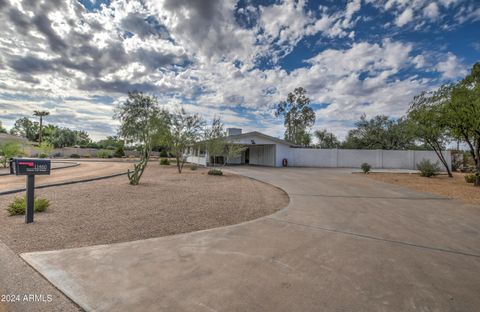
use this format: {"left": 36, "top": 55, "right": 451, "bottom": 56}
{"left": 22, "top": 167, "right": 480, "bottom": 312}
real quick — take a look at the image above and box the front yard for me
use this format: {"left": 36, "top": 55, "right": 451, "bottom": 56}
{"left": 366, "top": 172, "right": 479, "bottom": 206}
{"left": 0, "top": 165, "right": 288, "bottom": 254}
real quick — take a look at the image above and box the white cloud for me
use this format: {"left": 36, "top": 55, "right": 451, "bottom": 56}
{"left": 424, "top": 3, "right": 440, "bottom": 19}
{"left": 436, "top": 52, "right": 467, "bottom": 79}
{"left": 396, "top": 7, "right": 414, "bottom": 26}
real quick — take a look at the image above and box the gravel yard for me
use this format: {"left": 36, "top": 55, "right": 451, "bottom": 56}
{"left": 0, "top": 165, "right": 288, "bottom": 254}
{"left": 366, "top": 172, "right": 480, "bottom": 206}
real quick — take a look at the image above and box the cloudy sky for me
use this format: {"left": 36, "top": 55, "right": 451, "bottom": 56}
{"left": 0, "top": 0, "right": 479, "bottom": 140}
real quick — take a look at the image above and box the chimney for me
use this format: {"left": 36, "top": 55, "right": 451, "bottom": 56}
{"left": 227, "top": 128, "right": 242, "bottom": 136}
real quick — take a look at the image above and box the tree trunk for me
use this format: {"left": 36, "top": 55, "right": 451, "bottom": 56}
{"left": 128, "top": 147, "right": 150, "bottom": 185}
{"left": 176, "top": 156, "right": 182, "bottom": 173}
{"left": 39, "top": 117, "right": 43, "bottom": 144}
{"left": 475, "top": 147, "right": 480, "bottom": 187}
{"left": 430, "top": 141, "right": 453, "bottom": 178}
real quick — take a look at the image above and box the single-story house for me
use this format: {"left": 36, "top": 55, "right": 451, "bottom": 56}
{"left": 186, "top": 128, "right": 452, "bottom": 171}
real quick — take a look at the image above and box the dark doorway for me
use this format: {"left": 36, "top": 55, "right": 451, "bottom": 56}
{"left": 245, "top": 148, "right": 249, "bottom": 164}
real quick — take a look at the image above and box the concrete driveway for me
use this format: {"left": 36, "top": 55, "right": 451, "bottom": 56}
{"left": 22, "top": 168, "right": 480, "bottom": 311}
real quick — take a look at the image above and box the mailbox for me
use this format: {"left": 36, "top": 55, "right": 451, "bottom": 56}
{"left": 10, "top": 158, "right": 51, "bottom": 224}
{"left": 10, "top": 158, "right": 51, "bottom": 176}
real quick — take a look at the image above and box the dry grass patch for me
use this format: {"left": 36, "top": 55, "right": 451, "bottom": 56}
{"left": 0, "top": 166, "right": 288, "bottom": 254}
{"left": 366, "top": 172, "right": 480, "bottom": 206}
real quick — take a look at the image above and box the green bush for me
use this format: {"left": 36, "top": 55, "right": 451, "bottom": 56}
{"left": 7, "top": 197, "right": 50, "bottom": 216}
{"left": 113, "top": 146, "right": 125, "bottom": 158}
{"left": 159, "top": 150, "right": 168, "bottom": 157}
{"left": 70, "top": 153, "right": 81, "bottom": 158}
{"left": 38, "top": 153, "right": 49, "bottom": 159}
{"left": 417, "top": 159, "right": 440, "bottom": 177}
{"left": 159, "top": 158, "right": 170, "bottom": 165}
{"left": 96, "top": 150, "right": 113, "bottom": 158}
{"left": 465, "top": 173, "right": 478, "bottom": 183}
{"left": 190, "top": 164, "right": 198, "bottom": 170}
{"left": 361, "top": 163, "right": 371, "bottom": 174}
{"left": 208, "top": 168, "right": 223, "bottom": 176}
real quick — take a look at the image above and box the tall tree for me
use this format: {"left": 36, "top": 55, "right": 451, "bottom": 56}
{"left": 9, "top": 117, "right": 38, "bottom": 141}
{"left": 314, "top": 129, "right": 340, "bottom": 148}
{"left": 342, "top": 115, "right": 417, "bottom": 150}
{"left": 114, "top": 91, "right": 169, "bottom": 185}
{"left": 275, "top": 87, "right": 316, "bottom": 146}
{"left": 443, "top": 62, "right": 480, "bottom": 185}
{"left": 33, "top": 110, "right": 50, "bottom": 144}
{"left": 407, "top": 89, "right": 453, "bottom": 177}
{"left": 165, "top": 108, "right": 204, "bottom": 173}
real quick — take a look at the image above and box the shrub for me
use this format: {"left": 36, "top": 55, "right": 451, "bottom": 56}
{"left": 465, "top": 173, "right": 477, "bottom": 183}
{"left": 190, "top": 164, "right": 198, "bottom": 170}
{"left": 417, "top": 159, "right": 440, "bottom": 177}
{"left": 38, "top": 153, "right": 49, "bottom": 159}
{"left": 160, "top": 150, "right": 168, "bottom": 157}
{"left": 113, "top": 146, "right": 125, "bottom": 158}
{"left": 96, "top": 150, "right": 113, "bottom": 158}
{"left": 361, "top": 163, "right": 371, "bottom": 174}
{"left": 70, "top": 153, "right": 81, "bottom": 158}
{"left": 7, "top": 197, "right": 50, "bottom": 216}
{"left": 159, "top": 158, "right": 170, "bottom": 165}
{"left": 208, "top": 168, "right": 223, "bottom": 176}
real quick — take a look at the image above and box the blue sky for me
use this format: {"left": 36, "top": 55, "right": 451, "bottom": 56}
{"left": 0, "top": 0, "right": 479, "bottom": 140}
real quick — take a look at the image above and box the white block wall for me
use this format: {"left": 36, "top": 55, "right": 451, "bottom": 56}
{"left": 281, "top": 148, "right": 451, "bottom": 171}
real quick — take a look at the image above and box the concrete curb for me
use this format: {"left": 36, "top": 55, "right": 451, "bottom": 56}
{"left": 0, "top": 171, "right": 128, "bottom": 196}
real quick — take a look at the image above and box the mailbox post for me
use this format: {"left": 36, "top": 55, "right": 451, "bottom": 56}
{"left": 10, "top": 158, "right": 51, "bottom": 224}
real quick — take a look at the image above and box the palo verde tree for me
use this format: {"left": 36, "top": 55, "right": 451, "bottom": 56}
{"left": 443, "top": 62, "right": 480, "bottom": 185}
{"left": 165, "top": 108, "right": 204, "bottom": 173}
{"left": 275, "top": 87, "right": 316, "bottom": 146}
{"left": 407, "top": 88, "right": 453, "bottom": 177}
{"left": 33, "top": 110, "right": 50, "bottom": 144}
{"left": 204, "top": 117, "right": 225, "bottom": 166}
{"left": 114, "top": 91, "right": 169, "bottom": 185}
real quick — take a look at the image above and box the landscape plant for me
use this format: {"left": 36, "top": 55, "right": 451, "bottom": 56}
{"left": 208, "top": 168, "right": 223, "bottom": 176}
{"left": 159, "top": 158, "right": 170, "bottom": 165}
{"left": 464, "top": 173, "right": 477, "bottom": 183}
{"left": 361, "top": 163, "right": 371, "bottom": 174}
{"left": 7, "top": 197, "right": 50, "bottom": 216}
{"left": 0, "top": 141, "right": 24, "bottom": 167}
{"left": 113, "top": 145, "right": 125, "bottom": 158}
{"left": 190, "top": 164, "right": 198, "bottom": 170}
{"left": 36, "top": 141, "right": 53, "bottom": 158}
{"left": 114, "top": 91, "right": 169, "bottom": 185}
{"left": 96, "top": 149, "right": 113, "bottom": 158}
{"left": 417, "top": 159, "right": 440, "bottom": 177}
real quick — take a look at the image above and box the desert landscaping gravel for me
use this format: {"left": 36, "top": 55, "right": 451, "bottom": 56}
{"left": 0, "top": 165, "right": 288, "bottom": 254}
{"left": 366, "top": 172, "right": 480, "bottom": 206}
